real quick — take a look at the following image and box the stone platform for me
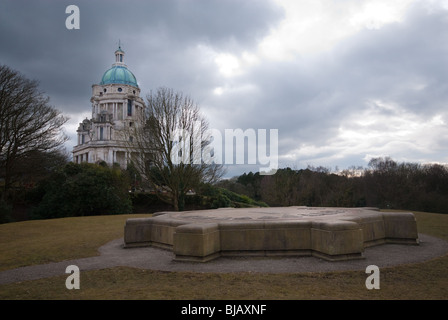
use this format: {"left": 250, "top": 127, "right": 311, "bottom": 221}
{"left": 123, "top": 207, "right": 419, "bottom": 262}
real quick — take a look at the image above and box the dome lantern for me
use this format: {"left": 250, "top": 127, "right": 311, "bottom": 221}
{"left": 114, "top": 45, "right": 125, "bottom": 66}
{"left": 100, "top": 45, "right": 139, "bottom": 88}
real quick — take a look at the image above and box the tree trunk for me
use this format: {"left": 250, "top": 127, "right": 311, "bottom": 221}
{"left": 172, "top": 192, "right": 179, "bottom": 211}
{"left": 178, "top": 191, "right": 185, "bottom": 211}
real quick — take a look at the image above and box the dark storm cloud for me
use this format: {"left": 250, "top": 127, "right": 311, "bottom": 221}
{"left": 0, "top": 0, "right": 283, "bottom": 112}
{"left": 0, "top": 1, "right": 110, "bottom": 108}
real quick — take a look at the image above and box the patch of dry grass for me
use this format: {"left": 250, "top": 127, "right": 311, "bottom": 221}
{"left": 2, "top": 256, "right": 447, "bottom": 300}
{"left": 0, "top": 214, "right": 152, "bottom": 271}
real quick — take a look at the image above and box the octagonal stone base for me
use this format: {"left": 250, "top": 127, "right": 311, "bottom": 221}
{"left": 124, "top": 207, "right": 419, "bottom": 262}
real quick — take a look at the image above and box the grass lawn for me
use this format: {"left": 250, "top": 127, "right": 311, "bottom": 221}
{"left": 0, "top": 210, "right": 447, "bottom": 300}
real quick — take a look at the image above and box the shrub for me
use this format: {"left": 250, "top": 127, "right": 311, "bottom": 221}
{"left": 32, "top": 163, "right": 132, "bottom": 219}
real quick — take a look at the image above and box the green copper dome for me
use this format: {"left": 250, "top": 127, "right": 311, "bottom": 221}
{"left": 100, "top": 66, "right": 138, "bottom": 87}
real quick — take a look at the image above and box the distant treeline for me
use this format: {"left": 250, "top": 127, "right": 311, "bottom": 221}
{"left": 216, "top": 157, "right": 448, "bottom": 214}
{"left": 2, "top": 157, "right": 447, "bottom": 223}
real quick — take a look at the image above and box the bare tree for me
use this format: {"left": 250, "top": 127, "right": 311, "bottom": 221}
{"left": 126, "top": 87, "right": 224, "bottom": 211}
{"left": 0, "top": 65, "right": 68, "bottom": 198}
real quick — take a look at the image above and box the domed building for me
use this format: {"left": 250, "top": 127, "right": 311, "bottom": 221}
{"left": 72, "top": 46, "right": 146, "bottom": 168}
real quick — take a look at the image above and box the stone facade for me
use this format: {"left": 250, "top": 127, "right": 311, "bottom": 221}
{"left": 72, "top": 47, "right": 145, "bottom": 168}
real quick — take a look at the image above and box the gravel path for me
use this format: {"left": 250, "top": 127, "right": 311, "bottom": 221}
{"left": 1, "top": 233, "right": 447, "bottom": 285}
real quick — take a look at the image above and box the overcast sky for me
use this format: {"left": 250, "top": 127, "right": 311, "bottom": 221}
{"left": 1, "top": 0, "right": 448, "bottom": 177}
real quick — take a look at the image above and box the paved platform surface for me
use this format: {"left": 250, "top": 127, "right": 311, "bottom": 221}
{"left": 154, "top": 206, "right": 380, "bottom": 222}
{"left": 0, "top": 233, "right": 447, "bottom": 285}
